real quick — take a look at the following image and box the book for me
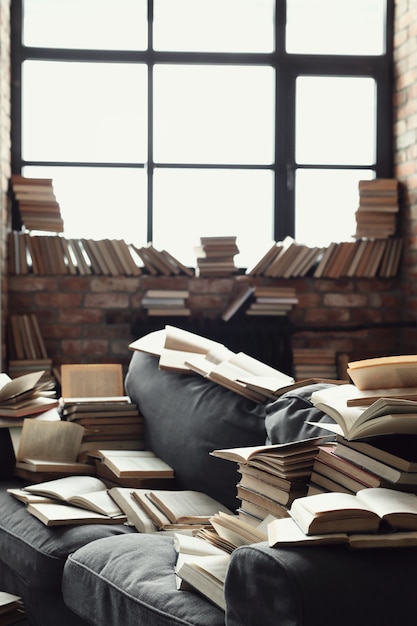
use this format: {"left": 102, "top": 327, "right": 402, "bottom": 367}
{"left": 209, "top": 511, "right": 269, "bottom": 547}
{"left": 108, "top": 487, "right": 158, "bottom": 532}
{"left": 334, "top": 433, "right": 417, "bottom": 473}
{"left": 347, "top": 354, "right": 417, "bottom": 390}
{"left": 288, "top": 487, "right": 417, "bottom": 535}
{"left": 237, "top": 471, "right": 308, "bottom": 506}
{"left": 146, "top": 490, "right": 233, "bottom": 525}
{"left": 93, "top": 450, "right": 174, "bottom": 479}
{"left": 60, "top": 363, "right": 124, "bottom": 398}
{"left": 267, "top": 515, "right": 417, "bottom": 549}
{"left": 175, "top": 554, "right": 230, "bottom": 610}
{"left": 15, "top": 418, "right": 91, "bottom": 474}
{"left": 310, "top": 383, "right": 417, "bottom": 439}
{"left": 313, "top": 445, "right": 388, "bottom": 489}
{"left": 210, "top": 438, "right": 323, "bottom": 474}
{"left": 334, "top": 436, "right": 417, "bottom": 485}
{"left": 22, "top": 475, "right": 125, "bottom": 518}
{"left": 26, "top": 501, "right": 126, "bottom": 526}
{"left": 0, "top": 591, "right": 26, "bottom": 623}
{"left": 221, "top": 284, "right": 255, "bottom": 321}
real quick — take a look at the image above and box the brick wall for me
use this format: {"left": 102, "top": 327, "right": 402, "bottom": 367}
{"left": 2, "top": 1, "right": 416, "bottom": 377}
{"left": 0, "top": 0, "right": 11, "bottom": 369}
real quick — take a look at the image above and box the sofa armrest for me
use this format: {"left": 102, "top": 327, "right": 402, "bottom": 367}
{"left": 224, "top": 541, "right": 417, "bottom": 626}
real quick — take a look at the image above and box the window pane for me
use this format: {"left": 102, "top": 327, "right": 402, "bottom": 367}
{"left": 154, "top": 65, "right": 275, "bottom": 164}
{"left": 153, "top": 169, "right": 274, "bottom": 268}
{"left": 23, "top": 166, "right": 147, "bottom": 244}
{"left": 295, "top": 169, "right": 374, "bottom": 247}
{"left": 296, "top": 77, "right": 376, "bottom": 165}
{"left": 154, "top": 0, "right": 274, "bottom": 53}
{"left": 22, "top": 61, "right": 147, "bottom": 163}
{"left": 23, "top": 0, "right": 147, "bottom": 50}
{"left": 286, "top": 0, "right": 386, "bottom": 55}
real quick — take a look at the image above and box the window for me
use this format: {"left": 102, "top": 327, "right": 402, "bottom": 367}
{"left": 11, "top": 0, "right": 393, "bottom": 269}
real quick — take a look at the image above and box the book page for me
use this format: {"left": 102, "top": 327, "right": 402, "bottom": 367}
{"left": 61, "top": 363, "right": 123, "bottom": 398}
{"left": 24, "top": 475, "right": 108, "bottom": 501}
{"left": 356, "top": 487, "right": 417, "bottom": 518}
{"left": 16, "top": 419, "right": 84, "bottom": 462}
{"left": 163, "top": 325, "right": 222, "bottom": 354}
{"left": 69, "top": 489, "right": 124, "bottom": 517}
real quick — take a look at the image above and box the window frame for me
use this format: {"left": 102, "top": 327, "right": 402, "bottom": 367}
{"left": 10, "top": 0, "right": 394, "bottom": 249}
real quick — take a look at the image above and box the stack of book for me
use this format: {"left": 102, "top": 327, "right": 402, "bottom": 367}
{"left": 210, "top": 438, "right": 324, "bottom": 524}
{"left": 0, "top": 370, "right": 58, "bottom": 424}
{"left": 268, "top": 487, "right": 417, "bottom": 549}
{"left": 245, "top": 286, "right": 298, "bottom": 317}
{"left": 10, "top": 175, "right": 64, "bottom": 233}
{"left": 87, "top": 449, "right": 175, "bottom": 488}
{"left": 60, "top": 363, "right": 146, "bottom": 458}
{"left": 292, "top": 348, "right": 339, "bottom": 380}
{"left": 307, "top": 380, "right": 417, "bottom": 496}
{"left": 355, "top": 178, "right": 399, "bottom": 239}
{"left": 131, "top": 243, "right": 194, "bottom": 277}
{"left": 194, "top": 236, "right": 239, "bottom": 277}
{"left": 141, "top": 289, "right": 191, "bottom": 317}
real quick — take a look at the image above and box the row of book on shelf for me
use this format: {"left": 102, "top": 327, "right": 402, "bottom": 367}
{"left": 8, "top": 230, "right": 403, "bottom": 280}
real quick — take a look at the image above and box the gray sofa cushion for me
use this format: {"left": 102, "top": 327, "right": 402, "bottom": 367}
{"left": 125, "top": 351, "right": 267, "bottom": 511}
{"left": 0, "top": 481, "right": 135, "bottom": 591}
{"left": 63, "top": 533, "right": 225, "bottom": 626}
{"left": 265, "top": 383, "right": 338, "bottom": 444}
{"left": 225, "top": 541, "right": 417, "bottom": 626}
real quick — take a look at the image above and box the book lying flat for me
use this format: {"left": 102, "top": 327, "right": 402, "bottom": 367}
{"left": 289, "top": 488, "right": 417, "bottom": 535}
{"left": 310, "top": 384, "right": 417, "bottom": 440}
{"left": 146, "top": 490, "right": 233, "bottom": 525}
{"left": 93, "top": 449, "right": 174, "bottom": 478}
{"left": 26, "top": 501, "right": 126, "bottom": 526}
{"left": 23, "top": 475, "right": 125, "bottom": 518}
{"left": 267, "top": 516, "right": 417, "bottom": 549}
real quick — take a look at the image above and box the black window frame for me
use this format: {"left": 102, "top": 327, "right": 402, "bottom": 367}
{"left": 10, "top": 0, "right": 394, "bottom": 249}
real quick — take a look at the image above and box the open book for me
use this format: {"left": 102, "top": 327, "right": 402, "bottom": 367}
{"left": 129, "top": 325, "right": 294, "bottom": 402}
{"left": 288, "top": 488, "right": 417, "bottom": 535}
{"left": 91, "top": 449, "right": 174, "bottom": 479}
{"left": 310, "top": 383, "right": 417, "bottom": 440}
{"left": 20, "top": 475, "right": 125, "bottom": 519}
{"left": 14, "top": 417, "right": 92, "bottom": 474}
{"left": 267, "top": 515, "right": 417, "bottom": 549}
{"left": 131, "top": 489, "right": 233, "bottom": 529}
{"left": 0, "top": 370, "right": 57, "bottom": 418}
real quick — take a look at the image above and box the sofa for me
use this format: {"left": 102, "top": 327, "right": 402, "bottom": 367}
{"left": 0, "top": 349, "right": 416, "bottom": 626}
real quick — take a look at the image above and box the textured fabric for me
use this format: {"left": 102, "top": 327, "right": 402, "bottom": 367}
{"left": 63, "top": 533, "right": 225, "bottom": 626}
{"left": 225, "top": 541, "right": 417, "bottom": 626}
{"left": 0, "top": 481, "right": 135, "bottom": 590}
{"left": 265, "top": 383, "right": 338, "bottom": 444}
{"left": 125, "top": 351, "right": 268, "bottom": 511}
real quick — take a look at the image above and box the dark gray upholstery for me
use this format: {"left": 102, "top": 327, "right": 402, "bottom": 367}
{"left": 63, "top": 534, "right": 225, "bottom": 626}
{"left": 225, "top": 541, "right": 417, "bottom": 626}
{"left": 125, "top": 350, "right": 268, "bottom": 511}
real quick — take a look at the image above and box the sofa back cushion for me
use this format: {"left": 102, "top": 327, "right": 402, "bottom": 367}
{"left": 125, "top": 351, "right": 267, "bottom": 510}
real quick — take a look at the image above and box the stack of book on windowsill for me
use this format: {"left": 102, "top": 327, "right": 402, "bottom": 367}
{"left": 355, "top": 178, "right": 399, "bottom": 239}
{"left": 140, "top": 288, "right": 191, "bottom": 317}
{"left": 210, "top": 438, "right": 325, "bottom": 524}
{"left": 10, "top": 175, "right": 64, "bottom": 233}
{"left": 194, "top": 236, "right": 239, "bottom": 277}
